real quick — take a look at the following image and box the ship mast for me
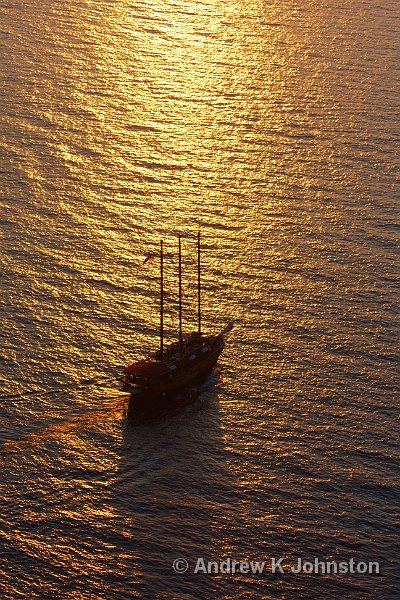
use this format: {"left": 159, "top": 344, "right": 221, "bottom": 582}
{"left": 178, "top": 235, "right": 183, "bottom": 347}
{"left": 197, "top": 231, "right": 201, "bottom": 336}
{"left": 160, "top": 239, "right": 164, "bottom": 359}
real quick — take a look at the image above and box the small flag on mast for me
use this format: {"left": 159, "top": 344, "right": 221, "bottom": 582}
{"left": 143, "top": 253, "right": 156, "bottom": 264}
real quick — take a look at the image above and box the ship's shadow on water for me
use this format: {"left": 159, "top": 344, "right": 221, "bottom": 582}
{"left": 113, "top": 379, "right": 232, "bottom": 597}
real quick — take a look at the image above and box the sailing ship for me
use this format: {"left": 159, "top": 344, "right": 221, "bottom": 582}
{"left": 120, "top": 233, "right": 233, "bottom": 420}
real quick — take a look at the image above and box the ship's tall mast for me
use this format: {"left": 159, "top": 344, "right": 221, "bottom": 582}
{"left": 160, "top": 239, "right": 164, "bottom": 359}
{"left": 178, "top": 235, "right": 183, "bottom": 347}
{"left": 197, "top": 231, "right": 201, "bottom": 336}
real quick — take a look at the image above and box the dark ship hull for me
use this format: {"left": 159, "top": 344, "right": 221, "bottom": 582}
{"left": 125, "top": 334, "right": 225, "bottom": 421}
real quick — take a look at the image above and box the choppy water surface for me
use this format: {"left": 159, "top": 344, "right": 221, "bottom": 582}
{"left": 1, "top": 0, "right": 399, "bottom": 597}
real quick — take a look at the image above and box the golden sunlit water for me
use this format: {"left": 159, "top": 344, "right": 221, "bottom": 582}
{"left": 1, "top": 0, "right": 399, "bottom": 597}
